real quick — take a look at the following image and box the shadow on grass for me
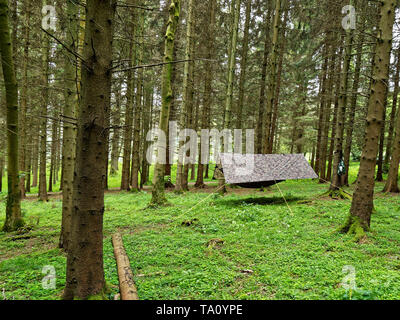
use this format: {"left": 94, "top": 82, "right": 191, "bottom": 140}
{"left": 218, "top": 196, "right": 304, "bottom": 206}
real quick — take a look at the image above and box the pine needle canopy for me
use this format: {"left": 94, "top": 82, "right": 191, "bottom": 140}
{"left": 216, "top": 153, "right": 318, "bottom": 188}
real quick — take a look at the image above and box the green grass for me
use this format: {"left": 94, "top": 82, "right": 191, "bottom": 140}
{"left": 1, "top": 163, "right": 400, "bottom": 300}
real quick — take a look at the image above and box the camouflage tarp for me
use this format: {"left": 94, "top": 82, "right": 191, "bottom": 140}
{"left": 218, "top": 153, "right": 318, "bottom": 187}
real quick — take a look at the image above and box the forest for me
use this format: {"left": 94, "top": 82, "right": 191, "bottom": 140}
{"left": 0, "top": 0, "right": 400, "bottom": 301}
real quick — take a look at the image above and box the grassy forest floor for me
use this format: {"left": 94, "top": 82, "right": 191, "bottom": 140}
{"left": 1, "top": 163, "right": 400, "bottom": 300}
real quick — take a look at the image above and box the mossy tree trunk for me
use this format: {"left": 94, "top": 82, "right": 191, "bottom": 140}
{"left": 0, "top": 0, "right": 23, "bottom": 232}
{"left": 343, "top": 0, "right": 396, "bottom": 238}
{"left": 63, "top": 0, "right": 116, "bottom": 300}
{"left": 150, "top": 0, "right": 181, "bottom": 206}
{"left": 176, "top": 0, "right": 193, "bottom": 193}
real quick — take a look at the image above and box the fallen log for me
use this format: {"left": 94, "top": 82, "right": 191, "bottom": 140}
{"left": 111, "top": 233, "right": 139, "bottom": 300}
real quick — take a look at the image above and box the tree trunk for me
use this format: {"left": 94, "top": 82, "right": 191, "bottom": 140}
{"left": 39, "top": 27, "right": 49, "bottom": 202}
{"left": 343, "top": 20, "right": 365, "bottom": 186}
{"left": 196, "top": 0, "right": 215, "bottom": 188}
{"left": 385, "top": 46, "right": 400, "bottom": 168}
{"left": 151, "top": 0, "right": 181, "bottom": 206}
{"left": 319, "top": 46, "right": 336, "bottom": 182}
{"left": 256, "top": 7, "right": 272, "bottom": 154}
{"left": 0, "top": 0, "right": 23, "bottom": 231}
{"left": 63, "top": 0, "right": 116, "bottom": 300}
{"left": 262, "top": 0, "right": 281, "bottom": 154}
{"left": 176, "top": 0, "right": 194, "bottom": 193}
{"left": 330, "top": 27, "right": 352, "bottom": 190}
{"left": 376, "top": 87, "right": 388, "bottom": 181}
{"left": 269, "top": 7, "right": 288, "bottom": 153}
{"left": 121, "top": 6, "right": 137, "bottom": 191}
{"left": 315, "top": 46, "right": 329, "bottom": 178}
{"left": 219, "top": 0, "right": 240, "bottom": 194}
{"left": 110, "top": 79, "right": 122, "bottom": 176}
{"left": 235, "top": 0, "right": 251, "bottom": 130}
{"left": 18, "top": 0, "right": 30, "bottom": 199}
{"left": 59, "top": 0, "right": 79, "bottom": 251}
{"left": 343, "top": 0, "right": 395, "bottom": 238}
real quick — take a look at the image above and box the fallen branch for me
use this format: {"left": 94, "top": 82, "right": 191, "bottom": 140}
{"left": 111, "top": 233, "right": 139, "bottom": 300}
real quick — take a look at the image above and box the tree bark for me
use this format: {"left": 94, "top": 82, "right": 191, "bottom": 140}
{"left": 255, "top": 7, "right": 272, "bottom": 154}
{"left": 262, "top": 0, "right": 281, "bottom": 154}
{"left": 121, "top": 5, "right": 137, "bottom": 191}
{"left": 111, "top": 234, "right": 139, "bottom": 300}
{"left": 330, "top": 23, "right": 353, "bottom": 194}
{"left": 195, "top": 0, "right": 216, "bottom": 188}
{"left": 343, "top": 21, "right": 365, "bottom": 186}
{"left": 0, "top": 0, "right": 23, "bottom": 231}
{"left": 151, "top": 0, "right": 181, "bottom": 206}
{"left": 385, "top": 46, "right": 400, "bottom": 168}
{"left": 343, "top": 0, "right": 395, "bottom": 238}
{"left": 176, "top": 0, "right": 194, "bottom": 193}
{"left": 131, "top": 11, "right": 144, "bottom": 192}
{"left": 63, "top": 0, "right": 116, "bottom": 300}
{"left": 59, "top": 0, "right": 79, "bottom": 251}
{"left": 39, "top": 23, "right": 49, "bottom": 202}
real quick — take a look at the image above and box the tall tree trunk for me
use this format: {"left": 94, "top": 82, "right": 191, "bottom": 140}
{"left": 235, "top": 0, "right": 251, "bottom": 130}
{"left": 342, "top": 0, "right": 395, "bottom": 238}
{"left": 59, "top": 0, "right": 79, "bottom": 251}
{"left": 219, "top": 0, "right": 240, "bottom": 194}
{"left": 256, "top": 7, "right": 272, "bottom": 154}
{"left": 151, "top": 0, "right": 181, "bottom": 206}
{"left": 63, "top": 0, "right": 116, "bottom": 300}
{"left": 376, "top": 88, "right": 388, "bottom": 181}
{"left": 385, "top": 46, "right": 400, "bottom": 168}
{"left": 319, "top": 46, "right": 336, "bottom": 182}
{"left": 383, "top": 97, "right": 400, "bottom": 193}
{"left": 0, "top": 0, "right": 23, "bottom": 231}
{"left": 110, "top": 79, "right": 122, "bottom": 176}
{"left": 31, "top": 129, "right": 39, "bottom": 188}
{"left": 315, "top": 46, "right": 329, "bottom": 178}
{"left": 39, "top": 26, "right": 49, "bottom": 202}
{"left": 262, "top": 0, "right": 281, "bottom": 154}
{"left": 195, "top": 0, "right": 216, "bottom": 188}
{"left": 140, "top": 85, "right": 153, "bottom": 188}
{"left": 269, "top": 7, "right": 288, "bottom": 153}
{"left": 176, "top": 0, "right": 194, "bottom": 193}
{"left": 18, "top": 0, "right": 30, "bottom": 199}
{"left": 121, "top": 6, "right": 136, "bottom": 191}
{"left": 343, "top": 22, "right": 365, "bottom": 186}
{"left": 131, "top": 11, "right": 144, "bottom": 192}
